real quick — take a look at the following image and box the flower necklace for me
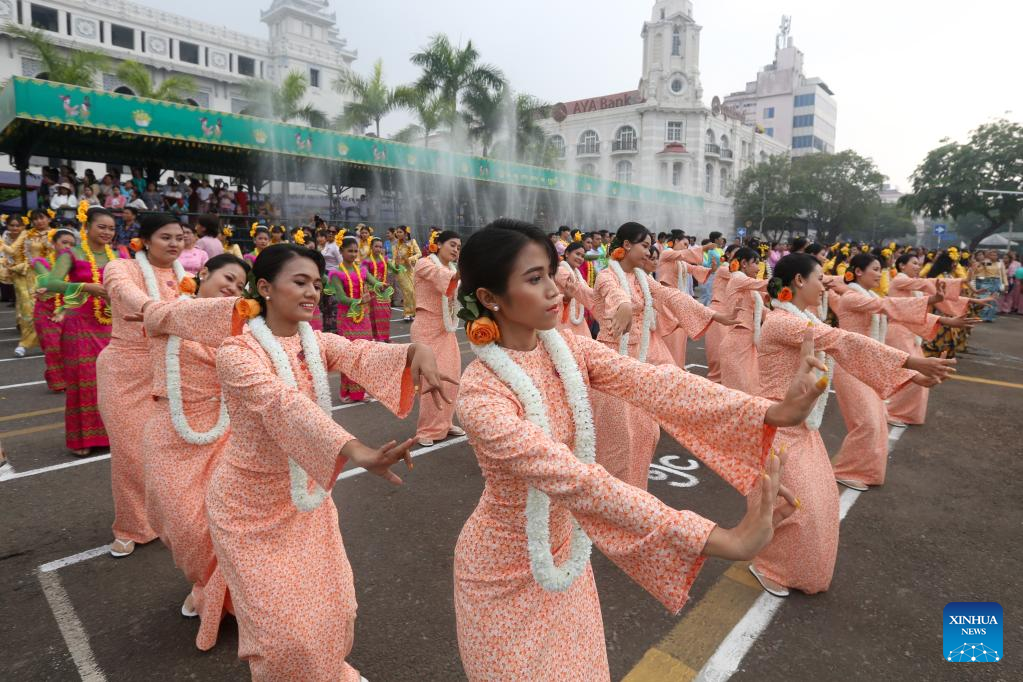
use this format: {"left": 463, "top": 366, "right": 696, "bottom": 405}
{"left": 846, "top": 282, "right": 888, "bottom": 342}
{"left": 81, "top": 238, "right": 116, "bottom": 324}
{"left": 770, "top": 300, "right": 833, "bottom": 431}
{"left": 429, "top": 253, "right": 460, "bottom": 333}
{"left": 893, "top": 273, "right": 925, "bottom": 346}
{"left": 472, "top": 329, "right": 595, "bottom": 591}
{"left": 752, "top": 289, "right": 765, "bottom": 348}
{"left": 366, "top": 253, "right": 386, "bottom": 281}
{"left": 559, "top": 262, "right": 586, "bottom": 326}
{"left": 248, "top": 317, "right": 333, "bottom": 511}
{"left": 676, "top": 259, "right": 690, "bottom": 293}
{"left": 609, "top": 259, "right": 656, "bottom": 362}
{"left": 338, "top": 261, "right": 366, "bottom": 323}
{"left": 22, "top": 228, "right": 42, "bottom": 263}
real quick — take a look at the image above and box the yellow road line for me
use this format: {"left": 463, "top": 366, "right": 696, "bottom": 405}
{"left": 947, "top": 374, "right": 1023, "bottom": 389}
{"left": 0, "top": 421, "right": 63, "bottom": 438}
{"left": 0, "top": 407, "right": 64, "bottom": 423}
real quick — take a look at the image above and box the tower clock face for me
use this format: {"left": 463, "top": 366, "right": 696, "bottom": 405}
{"left": 669, "top": 74, "right": 688, "bottom": 95}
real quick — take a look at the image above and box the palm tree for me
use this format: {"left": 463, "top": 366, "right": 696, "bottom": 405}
{"left": 462, "top": 87, "right": 504, "bottom": 157}
{"left": 4, "top": 23, "right": 108, "bottom": 87}
{"left": 409, "top": 34, "right": 505, "bottom": 125}
{"left": 115, "top": 61, "right": 195, "bottom": 103}
{"left": 393, "top": 90, "right": 447, "bottom": 148}
{"left": 510, "top": 93, "right": 553, "bottom": 164}
{"left": 240, "top": 71, "right": 327, "bottom": 127}
{"left": 333, "top": 59, "right": 399, "bottom": 137}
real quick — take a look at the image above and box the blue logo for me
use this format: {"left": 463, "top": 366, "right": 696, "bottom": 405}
{"left": 943, "top": 602, "right": 1002, "bottom": 662}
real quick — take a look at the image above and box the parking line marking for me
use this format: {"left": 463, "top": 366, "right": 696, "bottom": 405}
{"left": 0, "top": 422, "right": 63, "bottom": 438}
{"left": 947, "top": 374, "right": 1023, "bottom": 389}
{"left": 38, "top": 569, "right": 107, "bottom": 681}
{"left": 0, "top": 379, "right": 47, "bottom": 390}
{"left": 0, "top": 406, "right": 65, "bottom": 423}
{"left": 0, "top": 354, "right": 43, "bottom": 363}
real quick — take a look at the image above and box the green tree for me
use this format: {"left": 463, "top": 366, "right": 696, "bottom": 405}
{"left": 732, "top": 154, "right": 796, "bottom": 241}
{"left": 901, "top": 119, "right": 1023, "bottom": 249}
{"left": 462, "top": 86, "right": 504, "bottom": 157}
{"left": 240, "top": 71, "right": 326, "bottom": 127}
{"left": 790, "top": 150, "right": 885, "bottom": 244}
{"left": 333, "top": 59, "right": 398, "bottom": 138}
{"left": 844, "top": 202, "right": 917, "bottom": 243}
{"left": 394, "top": 93, "right": 447, "bottom": 148}
{"left": 409, "top": 34, "right": 505, "bottom": 125}
{"left": 115, "top": 61, "right": 195, "bottom": 103}
{"left": 4, "top": 23, "right": 107, "bottom": 87}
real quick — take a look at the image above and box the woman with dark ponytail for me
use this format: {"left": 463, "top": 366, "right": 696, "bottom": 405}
{"left": 704, "top": 243, "right": 740, "bottom": 383}
{"left": 656, "top": 239, "right": 714, "bottom": 366}
{"left": 719, "top": 247, "right": 769, "bottom": 394}
{"left": 829, "top": 252, "right": 951, "bottom": 491}
{"left": 749, "top": 253, "right": 954, "bottom": 598}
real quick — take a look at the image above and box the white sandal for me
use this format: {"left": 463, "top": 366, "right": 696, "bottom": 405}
{"left": 109, "top": 539, "right": 135, "bottom": 558}
{"left": 836, "top": 479, "right": 868, "bottom": 492}
{"left": 447, "top": 426, "right": 465, "bottom": 437}
{"left": 181, "top": 594, "right": 198, "bottom": 618}
{"left": 749, "top": 564, "right": 790, "bottom": 597}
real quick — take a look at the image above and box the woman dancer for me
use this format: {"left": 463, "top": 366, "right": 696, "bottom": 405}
{"left": 364, "top": 237, "right": 393, "bottom": 343}
{"left": 748, "top": 253, "right": 955, "bottom": 597}
{"left": 719, "top": 247, "right": 769, "bottom": 395}
{"left": 40, "top": 209, "right": 121, "bottom": 455}
{"left": 207, "top": 243, "right": 453, "bottom": 681}
{"left": 32, "top": 226, "right": 78, "bottom": 391}
{"left": 410, "top": 229, "right": 464, "bottom": 447}
{"left": 453, "top": 219, "right": 825, "bottom": 680}
{"left": 139, "top": 254, "right": 252, "bottom": 649}
{"left": 830, "top": 253, "right": 949, "bottom": 491}
{"left": 219, "top": 225, "right": 243, "bottom": 260}
{"left": 356, "top": 223, "right": 373, "bottom": 260}
{"left": 268, "top": 224, "right": 286, "bottom": 246}
{"left": 331, "top": 236, "right": 379, "bottom": 403}
{"left": 98, "top": 213, "right": 187, "bottom": 556}
{"left": 2, "top": 210, "right": 51, "bottom": 357}
{"left": 704, "top": 244, "right": 739, "bottom": 383}
{"left": 391, "top": 225, "right": 421, "bottom": 322}
{"left": 245, "top": 225, "right": 271, "bottom": 263}
{"left": 554, "top": 241, "right": 596, "bottom": 338}
{"left": 655, "top": 241, "right": 711, "bottom": 366}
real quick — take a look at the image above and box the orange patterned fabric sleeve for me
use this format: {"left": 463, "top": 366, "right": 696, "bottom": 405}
{"left": 319, "top": 333, "right": 415, "bottom": 418}
{"left": 650, "top": 284, "right": 715, "bottom": 341}
{"left": 103, "top": 259, "right": 151, "bottom": 315}
{"left": 143, "top": 296, "right": 239, "bottom": 345}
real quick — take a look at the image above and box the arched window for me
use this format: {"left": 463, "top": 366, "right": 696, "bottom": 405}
{"left": 705, "top": 128, "right": 716, "bottom": 144}
{"left": 720, "top": 168, "right": 730, "bottom": 195}
{"left": 581, "top": 162, "right": 596, "bottom": 176}
{"left": 719, "top": 134, "right": 730, "bottom": 150}
{"left": 578, "top": 130, "right": 600, "bottom": 155}
{"left": 615, "top": 160, "right": 633, "bottom": 184}
{"left": 672, "top": 26, "right": 682, "bottom": 56}
{"left": 672, "top": 162, "right": 683, "bottom": 187}
{"left": 113, "top": 86, "right": 135, "bottom": 96}
{"left": 548, "top": 135, "right": 566, "bottom": 158}
{"left": 614, "top": 125, "right": 637, "bottom": 151}
{"left": 705, "top": 164, "right": 713, "bottom": 193}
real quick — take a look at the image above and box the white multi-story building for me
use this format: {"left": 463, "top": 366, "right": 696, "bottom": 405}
{"left": 538, "top": 0, "right": 788, "bottom": 233}
{"left": 723, "top": 16, "right": 837, "bottom": 157}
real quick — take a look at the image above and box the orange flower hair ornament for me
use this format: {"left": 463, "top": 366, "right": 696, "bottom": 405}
{"left": 466, "top": 316, "right": 501, "bottom": 345}
{"left": 843, "top": 270, "right": 855, "bottom": 282}
{"left": 178, "top": 275, "right": 197, "bottom": 296}
{"left": 610, "top": 247, "right": 626, "bottom": 261}
{"left": 129, "top": 237, "right": 144, "bottom": 252}
{"left": 428, "top": 229, "right": 441, "bottom": 254}
{"left": 729, "top": 259, "right": 740, "bottom": 272}
{"left": 249, "top": 222, "right": 260, "bottom": 238}
{"left": 777, "top": 286, "right": 794, "bottom": 302}
{"left": 334, "top": 228, "right": 348, "bottom": 247}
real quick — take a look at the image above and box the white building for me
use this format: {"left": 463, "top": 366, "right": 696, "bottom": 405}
{"left": 723, "top": 16, "right": 837, "bottom": 157}
{"left": 539, "top": 0, "right": 788, "bottom": 233}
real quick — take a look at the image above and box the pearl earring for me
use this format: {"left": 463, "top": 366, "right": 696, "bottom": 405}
{"left": 493, "top": 305, "right": 499, "bottom": 311}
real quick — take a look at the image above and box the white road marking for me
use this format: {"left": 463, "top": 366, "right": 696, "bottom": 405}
{"left": 38, "top": 570, "right": 107, "bottom": 681}
{"left": 684, "top": 363, "right": 708, "bottom": 370}
{"left": 0, "top": 336, "right": 22, "bottom": 342}
{"left": 391, "top": 333, "right": 410, "bottom": 340}
{"left": 694, "top": 426, "right": 898, "bottom": 681}
{"left": 0, "top": 379, "right": 47, "bottom": 390}
{"left": 0, "top": 453, "right": 111, "bottom": 482}
{"left": 888, "top": 425, "right": 906, "bottom": 443}
{"left": 0, "top": 354, "right": 43, "bottom": 363}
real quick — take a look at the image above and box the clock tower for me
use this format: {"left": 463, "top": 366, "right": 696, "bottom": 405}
{"left": 639, "top": 0, "right": 703, "bottom": 106}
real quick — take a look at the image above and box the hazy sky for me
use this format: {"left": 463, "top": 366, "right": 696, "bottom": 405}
{"left": 149, "top": 0, "right": 1019, "bottom": 189}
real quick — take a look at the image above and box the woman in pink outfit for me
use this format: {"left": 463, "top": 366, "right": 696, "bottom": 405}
{"left": 590, "top": 223, "right": 737, "bottom": 490}
{"left": 330, "top": 236, "right": 379, "bottom": 403}
{"left": 207, "top": 244, "right": 454, "bottom": 681}
{"left": 885, "top": 254, "right": 976, "bottom": 427}
{"left": 554, "top": 242, "right": 596, "bottom": 338}
{"left": 719, "top": 247, "right": 769, "bottom": 395}
{"left": 656, "top": 241, "right": 711, "bottom": 366}
{"left": 830, "top": 253, "right": 950, "bottom": 491}
{"left": 177, "top": 223, "right": 209, "bottom": 275}
{"left": 410, "top": 229, "right": 463, "bottom": 447}
{"left": 364, "top": 238, "right": 392, "bottom": 343}
{"left": 98, "top": 213, "right": 188, "bottom": 557}
{"left": 704, "top": 251, "right": 736, "bottom": 383}
{"left": 453, "top": 219, "right": 825, "bottom": 680}
{"left": 140, "top": 254, "right": 250, "bottom": 650}
{"left": 33, "top": 227, "right": 78, "bottom": 392}
{"left": 749, "top": 253, "right": 954, "bottom": 598}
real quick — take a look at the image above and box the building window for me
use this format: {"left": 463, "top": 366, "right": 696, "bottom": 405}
{"left": 719, "top": 134, "right": 730, "bottom": 150}
{"left": 763, "top": 107, "right": 775, "bottom": 119}
{"left": 31, "top": 6, "right": 59, "bottom": 32}
{"left": 813, "top": 136, "right": 828, "bottom": 152}
{"left": 578, "top": 130, "right": 600, "bottom": 155}
{"left": 548, "top": 135, "right": 565, "bottom": 158}
{"left": 765, "top": 128, "right": 774, "bottom": 138}
{"left": 614, "top": 126, "right": 637, "bottom": 151}
{"left": 302, "top": 22, "right": 313, "bottom": 37}
{"left": 615, "top": 160, "right": 633, "bottom": 184}
{"left": 705, "top": 128, "right": 715, "bottom": 144}
{"left": 237, "top": 56, "right": 256, "bottom": 77}
{"left": 794, "top": 93, "right": 816, "bottom": 107}
{"left": 671, "top": 26, "right": 682, "bottom": 56}
{"left": 720, "top": 168, "right": 729, "bottom": 195}
{"left": 110, "top": 24, "right": 134, "bottom": 50}
{"left": 792, "top": 114, "right": 814, "bottom": 128}
{"left": 741, "top": 140, "right": 749, "bottom": 158}
{"left": 672, "top": 162, "right": 683, "bottom": 187}
{"left": 666, "top": 121, "right": 684, "bottom": 141}
{"left": 581, "top": 162, "right": 596, "bottom": 176}
{"left": 705, "top": 164, "right": 713, "bottom": 193}
{"left": 179, "top": 41, "right": 199, "bottom": 64}
{"left": 792, "top": 135, "right": 814, "bottom": 149}
{"left": 309, "top": 68, "right": 320, "bottom": 88}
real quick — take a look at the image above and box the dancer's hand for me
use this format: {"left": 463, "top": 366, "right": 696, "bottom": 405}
{"left": 764, "top": 325, "right": 828, "bottom": 427}
{"left": 905, "top": 353, "right": 956, "bottom": 382}
{"left": 407, "top": 343, "right": 459, "bottom": 409}
{"left": 607, "top": 302, "right": 633, "bottom": 338}
{"left": 713, "top": 304, "right": 741, "bottom": 327}
{"left": 342, "top": 437, "right": 416, "bottom": 485}
{"left": 702, "top": 448, "right": 797, "bottom": 560}
{"left": 928, "top": 279, "right": 946, "bottom": 305}
{"left": 910, "top": 373, "right": 940, "bottom": 387}
{"left": 938, "top": 314, "right": 980, "bottom": 329}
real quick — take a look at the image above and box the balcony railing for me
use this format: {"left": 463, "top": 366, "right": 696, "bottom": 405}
{"left": 720, "top": 148, "right": 734, "bottom": 161}
{"left": 705, "top": 143, "right": 721, "bottom": 156}
{"left": 611, "top": 139, "right": 638, "bottom": 153}
{"left": 576, "top": 142, "right": 600, "bottom": 156}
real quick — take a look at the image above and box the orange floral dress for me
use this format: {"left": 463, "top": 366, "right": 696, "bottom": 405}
{"left": 656, "top": 247, "right": 710, "bottom": 366}
{"left": 590, "top": 267, "right": 715, "bottom": 488}
{"left": 704, "top": 268, "right": 732, "bottom": 382}
{"left": 97, "top": 258, "right": 180, "bottom": 544}
{"left": 455, "top": 330, "right": 776, "bottom": 680}
{"left": 209, "top": 330, "right": 414, "bottom": 681}
{"left": 719, "top": 272, "right": 769, "bottom": 395}
{"left": 830, "top": 290, "right": 934, "bottom": 485}
{"left": 142, "top": 296, "right": 241, "bottom": 650}
{"left": 410, "top": 256, "right": 460, "bottom": 440}
{"left": 554, "top": 262, "right": 596, "bottom": 338}
{"left": 754, "top": 308, "right": 916, "bottom": 592}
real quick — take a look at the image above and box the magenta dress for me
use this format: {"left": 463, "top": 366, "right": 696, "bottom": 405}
{"left": 33, "top": 294, "right": 65, "bottom": 392}
{"left": 330, "top": 264, "right": 375, "bottom": 400}
{"left": 363, "top": 255, "right": 391, "bottom": 342}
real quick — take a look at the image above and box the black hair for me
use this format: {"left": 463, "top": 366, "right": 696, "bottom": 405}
{"left": 139, "top": 212, "right": 180, "bottom": 241}
{"left": 85, "top": 207, "right": 114, "bottom": 226}
{"left": 340, "top": 236, "right": 358, "bottom": 250}
{"left": 791, "top": 237, "right": 809, "bottom": 253}
{"left": 610, "top": 221, "right": 652, "bottom": 251}
{"left": 927, "top": 251, "right": 956, "bottom": 279}
{"left": 204, "top": 252, "right": 250, "bottom": 276}
{"left": 251, "top": 243, "right": 325, "bottom": 315}
{"left": 848, "top": 253, "right": 879, "bottom": 281}
{"left": 371, "top": 237, "right": 383, "bottom": 246}
{"left": 197, "top": 214, "right": 220, "bottom": 237}
{"left": 269, "top": 225, "right": 286, "bottom": 235}
{"left": 724, "top": 244, "right": 739, "bottom": 258}
{"left": 564, "top": 241, "right": 585, "bottom": 257}
{"left": 805, "top": 242, "right": 826, "bottom": 257}
{"left": 122, "top": 205, "right": 138, "bottom": 217}
{"left": 558, "top": 225, "right": 571, "bottom": 235}
{"left": 731, "top": 246, "right": 759, "bottom": 264}
{"left": 709, "top": 231, "right": 723, "bottom": 242}
{"left": 181, "top": 222, "right": 197, "bottom": 233}
{"left": 894, "top": 253, "right": 917, "bottom": 272}
{"left": 458, "top": 219, "right": 557, "bottom": 312}
{"left": 767, "top": 253, "right": 820, "bottom": 298}
{"left": 436, "top": 229, "right": 461, "bottom": 245}
{"left": 253, "top": 226, "right": 270, "bottom": 236}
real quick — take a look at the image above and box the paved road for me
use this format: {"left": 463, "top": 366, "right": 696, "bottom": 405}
{"left": 1, "top": 303, "right": 1019, "bottom": 681}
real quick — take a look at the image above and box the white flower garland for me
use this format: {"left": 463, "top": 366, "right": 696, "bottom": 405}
{"left": 752, "top": 290, "right": 764, "bottom": 349}
{"left": 248, "top": 317, "right": 333, "bottom": 512}
{"left": 893, "top": 274, "right": 925, "bottom": 347}
{"left": 846, "top": 282, "right": 888, "bottom": 342}
{"left": 559, "top": 262, "right": 586, "bottom": 326}
{"left": 135, "top": 249, "right": 187, "bottom": 300}
{"left": 676, "top": 258, "right": 691, "bottom": 294}
{"left": 472, "top": 329, "right": 595, "bottom": 592}
{"left": 771, "top": 300, "right": 833, "bottom": 431}
{"left": 609, "top": 259, "right": 656, "bottom": 362}
{"left": 429, "top": 253, "right": 460, "bottom": 333}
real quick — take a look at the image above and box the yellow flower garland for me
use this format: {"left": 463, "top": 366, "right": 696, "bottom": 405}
{"left": 81, "top": 238, "right": 115, "bottom": 325}
{"left": 338, "top": 261, "right": 365, "bottom": 323}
